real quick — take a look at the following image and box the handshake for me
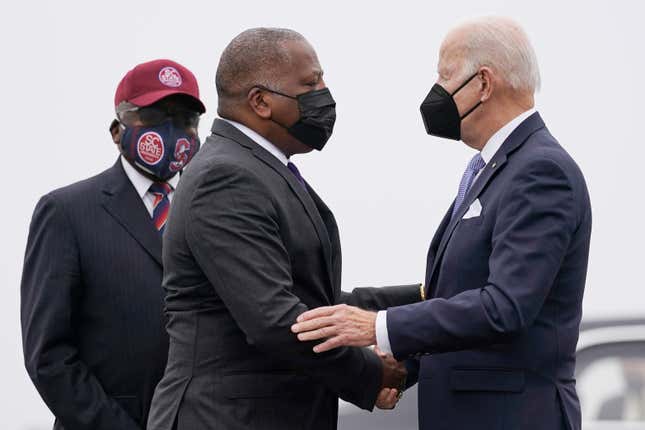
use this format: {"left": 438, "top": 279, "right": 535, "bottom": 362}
{"left": 291, "top": 304, "right": 407, "bottom": 410}
{"left": 374, "top": 346, "right": 408, "bottom": 409}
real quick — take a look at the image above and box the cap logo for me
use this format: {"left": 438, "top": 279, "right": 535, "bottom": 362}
{"left": 137, "top": 132, "right": 165, "bottom": 165}
{"left": 158, "top": 66, "right": 182, "bottom": 88}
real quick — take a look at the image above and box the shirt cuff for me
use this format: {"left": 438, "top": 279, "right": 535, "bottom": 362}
{"left": 375, "top": 310, "right": 393, "bottom": 355}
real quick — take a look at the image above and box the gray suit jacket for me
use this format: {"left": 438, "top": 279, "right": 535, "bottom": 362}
{"left": 147, "top": 119, "right": 420, "bottom": 430}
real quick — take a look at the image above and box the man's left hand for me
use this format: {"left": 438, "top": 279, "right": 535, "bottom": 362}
{"left": 291, "top": 304, "right": 377, "bottom": 353}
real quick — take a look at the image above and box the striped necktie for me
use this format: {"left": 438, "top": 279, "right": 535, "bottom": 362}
{"left": 451, "top": 153, "right": 485, "bottom": 220}
{"left": 148, "top": 182, "right": 172, "bottom": 233}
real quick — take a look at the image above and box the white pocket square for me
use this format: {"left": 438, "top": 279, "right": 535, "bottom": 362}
{"left": 462, "top": 199, "right": 482, "bottom": 219}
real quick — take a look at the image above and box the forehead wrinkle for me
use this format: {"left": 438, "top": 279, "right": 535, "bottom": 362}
{"left": 440, "top": 37, "right": 468, "bottom": 79}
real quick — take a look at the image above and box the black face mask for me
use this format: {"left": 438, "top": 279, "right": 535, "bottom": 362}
{"left": 256, "top": 86, "right": 337, "bottom": 151}
{"left": 420, "top": 72, "right": 482, "bottom": 141}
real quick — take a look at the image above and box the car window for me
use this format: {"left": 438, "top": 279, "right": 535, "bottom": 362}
{"left": 576, "top": 342, "right": 645, "bottom": 423}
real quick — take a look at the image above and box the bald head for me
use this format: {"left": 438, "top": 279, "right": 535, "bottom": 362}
{"left": 441, "top": 17, "right": 540, "bottom": 94}
{"left": 216, "top": 28, "right": 312, "bottom": 117}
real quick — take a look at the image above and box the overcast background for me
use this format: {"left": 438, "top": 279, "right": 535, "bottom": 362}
{"left": 2, "top": 0, "right": 644, "bottom": 428}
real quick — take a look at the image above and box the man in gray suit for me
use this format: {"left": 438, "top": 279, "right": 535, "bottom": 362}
{"left": 147, "top": 28, "right": 422, "bottom": 430}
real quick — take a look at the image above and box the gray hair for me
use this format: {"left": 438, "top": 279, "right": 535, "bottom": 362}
{"left": 216, "top": 28, "right": 308, "bottom": 114}
{"left": 452, "top": 17, "right": 541, "bottom": 93}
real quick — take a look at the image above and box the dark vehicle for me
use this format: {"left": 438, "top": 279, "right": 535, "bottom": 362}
{"left": 339, "top": 317, "right": 645, "bottom": 430}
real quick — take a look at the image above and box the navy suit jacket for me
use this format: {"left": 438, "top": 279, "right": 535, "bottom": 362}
{"left": 21, "top": 160, "right": 169, "bottom": 430}
{"left": 387, "top": 113, "right": 591, "bottom": 430}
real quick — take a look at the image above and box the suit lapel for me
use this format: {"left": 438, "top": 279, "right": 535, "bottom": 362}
{"left": 424, "top": 203, "right": 454, "bottom": 297}
{"left": 308, "top": 186, "right": 341, "bottom": 299}
{"left": 101, "top": 160, "right": 163, "bottom": 266}
{"left": 210, "top": 119, "right": 335, "bottom": 289}
{"left": 426, "top": 112, "right": 547, "bottom": 289}
{"left": 429, "top": 152, "right": 508, "bottom": 278}
{"left": 308, "top": 188, "right": 339, "bottom": 257}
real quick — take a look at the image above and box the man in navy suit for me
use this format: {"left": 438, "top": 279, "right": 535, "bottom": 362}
{"left": 292, "top": 17, "right": 592, "bottom": 430}
{"left": 21, "top": 59, "right": 205, "bottom": 430}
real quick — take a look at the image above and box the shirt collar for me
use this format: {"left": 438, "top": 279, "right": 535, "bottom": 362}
{"left": 480, "top": 108, "right": 536, "bottom": 164}
{"left": 120, "top": 156, "right": 179, "bottom": 198}
{"left": 221, "top": 118, "right": 289, "bottom": 166}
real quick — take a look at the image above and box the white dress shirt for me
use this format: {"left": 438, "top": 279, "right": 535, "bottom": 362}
{"left": 120, "top": 157, "right": 180, "bottom": 217}
{"left": 222, "top": 118, "right": 289, "bottom": 166}
{"left": 477, "top": 108, "right": 536, "bottom": 177}
{"left": 375, "top": 108, "right": 537, "bottom": 355}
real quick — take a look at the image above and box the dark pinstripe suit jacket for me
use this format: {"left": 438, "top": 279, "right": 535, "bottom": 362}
{"left": 21, "top": 160, "right": 169, "bottom": 430}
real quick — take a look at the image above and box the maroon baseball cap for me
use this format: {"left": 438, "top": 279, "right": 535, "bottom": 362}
{"left": 114, "top": 59, "right": 206, "bottom": 113}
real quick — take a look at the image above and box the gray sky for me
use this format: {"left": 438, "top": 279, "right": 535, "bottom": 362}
{"left": 2, "top": 0, "right": 644, "bottom": 427}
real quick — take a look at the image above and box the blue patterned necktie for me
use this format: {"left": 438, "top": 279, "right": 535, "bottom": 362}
{"left": 287, "top": 161, "right": 307, "bottom": 188}
{"left": 451, "top": 153, "right": 486, "bottom": 220}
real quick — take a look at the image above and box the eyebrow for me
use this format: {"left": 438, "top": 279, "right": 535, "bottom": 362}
{"left": 303, "top": 69, "right": 323, "bottom": 83}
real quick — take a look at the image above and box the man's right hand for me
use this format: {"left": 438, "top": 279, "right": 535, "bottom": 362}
{"left": 376, "top": 347, "right": 406, "bottom": 409}
{"left": 377, "top": 346, "right": 406, "bottom": 388}
{"left": 375, "top": 387, "right": 399, "bottom": 409}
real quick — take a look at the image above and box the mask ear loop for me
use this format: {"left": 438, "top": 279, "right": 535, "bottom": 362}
{"left": 252, "top": 85, "right": 298, "bottom": 100}
{"left": 450, "top": 71, "right": 483, "bottom": 120}
{"left": 460, "top": 100, "right": 482, "bottom": 120}
{"left": 450, "top": 71, "right": 480, "bottom": 96}
{"left": 249, "top": 85, "right": 300, "bottom": 130}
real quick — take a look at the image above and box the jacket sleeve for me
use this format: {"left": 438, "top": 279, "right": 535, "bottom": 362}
{"left": 386, "top": 158, "right": 580, "bottom": 360}
{"left": 404, "top": 358, "right": 420, "bottom": 390}
{"left": 21, "top": 194, "right": 141, "bottom": 430}
{"left": 185, "top": 164, "right": 382, "bottom": 411}
{"left": 339, "top": 284, "right": 422, "bottom": 310}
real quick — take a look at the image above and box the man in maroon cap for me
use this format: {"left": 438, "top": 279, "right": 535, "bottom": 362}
{"left": 21, "top": 59, "right": 205, "bottom": 430}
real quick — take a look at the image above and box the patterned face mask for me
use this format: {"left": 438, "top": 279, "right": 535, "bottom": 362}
{"left": 119, "top": 119, "right": 200, "bottom": 180}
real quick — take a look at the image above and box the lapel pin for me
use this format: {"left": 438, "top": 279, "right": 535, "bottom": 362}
{"left": 491, "top": 162, "right": 497, "bottom": 168}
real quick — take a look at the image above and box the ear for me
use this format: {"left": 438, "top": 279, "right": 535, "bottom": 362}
{"left": 478, "top": 66, "right": 494, "bottom": 103}
{"left": 110, "top": 124, "right": 122, "bottom": 145}
{"left": 247, "top": 87, "right": 272, "bottom": 120}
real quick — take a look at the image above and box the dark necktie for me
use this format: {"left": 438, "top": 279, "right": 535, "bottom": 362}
{"left": 287, "top": 161, "right": 307, "bottom": 188}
